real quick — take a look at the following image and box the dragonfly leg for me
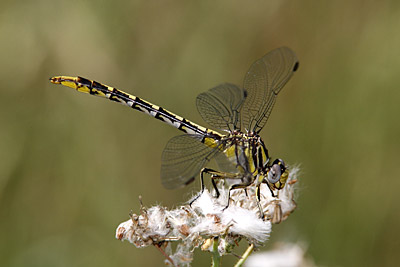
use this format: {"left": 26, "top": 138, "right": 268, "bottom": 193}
{"left": 211, "top": 178, "right": 219, "bottom": 198}
{"left": 190, "top": 168, "right": 243, "bottom": 206}
{"left": 202, "top": 171, "right": 253, "bottom": 212}
{"left": 262, "top": 179, "right": 277, "bottom": 197}
{"left": 204, "top": 168, "right": 242, "bottom": 196}
{"left": 189, "top": 167, "right": 228, "bottom": 206}
{"left": 201, "top": 168, "right": 222, "bottom": 198}
{"left": 255, "top": 184, "right": 265, "bottom": 219}
{"left": 189, "top": 168, "right": 207, "bottom": 206}
{"left": 223, "top": 181, "right": 253, "bottom": 211}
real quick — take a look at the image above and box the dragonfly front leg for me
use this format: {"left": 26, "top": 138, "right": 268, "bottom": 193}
{"left": 255, "top": 184, "right": 265, "bottom": 219}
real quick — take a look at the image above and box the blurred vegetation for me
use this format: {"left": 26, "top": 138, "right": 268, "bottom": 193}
{"left": 1, "top": 0, "right": 400, "bottom": 266}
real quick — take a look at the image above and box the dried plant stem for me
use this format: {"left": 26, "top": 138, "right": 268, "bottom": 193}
{"left": 154, "top": 243, "right": 176, "bottom": 267}
{"left": 234, "top": 244, "right": 254, "bottom": 267}
{"left": 212, "top": 237, "right": 221, "bottom": 267}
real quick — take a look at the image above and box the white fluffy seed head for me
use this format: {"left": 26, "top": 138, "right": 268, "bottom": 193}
{"left": 115, "top": 166, "right": 299, "bottom": 266}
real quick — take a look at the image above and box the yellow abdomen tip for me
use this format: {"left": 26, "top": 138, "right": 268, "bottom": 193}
{"left": 49, "top": 76, "right": 62, "bottom": 84}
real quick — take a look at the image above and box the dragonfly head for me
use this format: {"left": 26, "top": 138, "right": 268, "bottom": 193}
{"left": 266, "top": 159, "right": 288, "bottom": 190}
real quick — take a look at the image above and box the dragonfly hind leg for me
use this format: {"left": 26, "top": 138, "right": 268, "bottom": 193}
{"left": 189, "top": 168, "right": 241, "bottom": 206}
{"left": 200, "top": 170, "right": 251, "bottom": 211}
{"left": 188, "top": 167, "right": 223, "bottom": 206}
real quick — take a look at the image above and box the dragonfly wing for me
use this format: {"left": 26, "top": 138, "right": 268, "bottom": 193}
{"left": 214, "top": 151, "right": 237, "bottom": 174}
{"left": 196, "top": 83, "right": 246, "bottom": 132}
{"left": 241, "top": 47, "right": 299, "bottom": 133}
{"left": 161, "top": 134, "right": 222, "bottom": 189}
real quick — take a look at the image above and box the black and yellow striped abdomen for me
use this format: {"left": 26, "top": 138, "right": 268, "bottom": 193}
{"left": 50, "top": 76, "right": 222, "bottom": 141}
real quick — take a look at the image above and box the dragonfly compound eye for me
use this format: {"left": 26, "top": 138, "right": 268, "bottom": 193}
{"left": 267, "top": 163, "right": 282, "bottom": 183}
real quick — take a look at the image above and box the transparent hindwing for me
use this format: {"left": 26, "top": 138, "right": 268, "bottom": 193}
{"left": 161, "top": 134, "right": 223, "bottom": 189}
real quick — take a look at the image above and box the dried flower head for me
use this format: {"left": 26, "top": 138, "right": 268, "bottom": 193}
{"left": 116, "top": 167, "right": 299, "bottom": 266}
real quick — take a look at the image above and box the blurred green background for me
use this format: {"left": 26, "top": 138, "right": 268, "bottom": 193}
{"left": 1, "top": 0, "right": 399, "bottom": 266}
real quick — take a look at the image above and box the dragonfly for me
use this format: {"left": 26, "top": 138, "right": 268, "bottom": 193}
{"left": 50, "top": 47, "right": 299, "bottom": 217}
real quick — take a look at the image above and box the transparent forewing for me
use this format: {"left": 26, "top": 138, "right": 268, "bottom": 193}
{"left": 241, "top": 47, "right": 299, "bottom": 133}
{"left": 196, "top": 83, "right": 245, "bottom": 132}
{"left": 161, "top": 134, "right": 222, "bottom": 189}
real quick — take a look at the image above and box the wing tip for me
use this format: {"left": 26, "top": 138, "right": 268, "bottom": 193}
{"left": 293, "top": 61, "right": 299, "bottom": 72}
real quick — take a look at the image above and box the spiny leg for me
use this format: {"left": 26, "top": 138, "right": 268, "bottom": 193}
{"left": 204, "top": 171, "right": 258, "bottom": 213}
{"left": 189, "top": 168, "right": 242, "bottom": 206}
{"left": 189, "top": 168, "right": 227, "bottom": 205}
{"left": 262, "top": 179, "right": 277, "bottom": 197}
{"left": 223, "top": 181, "right": 253, "bottom": 211}
{"left": 255, "top": 184, "right": 265, "bottom": 219}
{"left": 204, "top": 168, "right": 242, "bottom": 198}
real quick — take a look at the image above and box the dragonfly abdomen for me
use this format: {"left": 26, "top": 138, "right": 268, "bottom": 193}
{"left": 50, "top": 76, "right": 222, "bottom": 139}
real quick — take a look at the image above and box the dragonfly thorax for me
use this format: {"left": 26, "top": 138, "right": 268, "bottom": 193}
{"left": 222, "top": 132, "right": 269, "bottom": 175}
{"left": 220, "top": 132, "right": 288, "bottom": 191}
